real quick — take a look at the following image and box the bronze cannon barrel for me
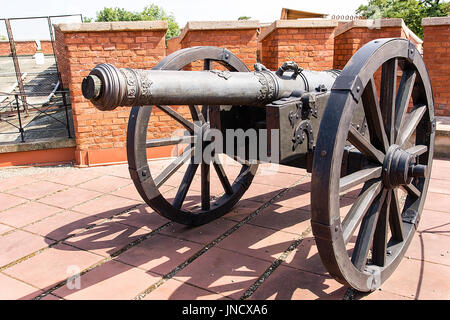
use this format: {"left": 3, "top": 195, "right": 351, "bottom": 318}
{"left": 82, "top": 63, "right": 340, "bottom": 111}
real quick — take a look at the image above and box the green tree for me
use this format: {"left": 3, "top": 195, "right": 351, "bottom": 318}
{"left": 356, "top": 0, "right": 450, "bottom": 38}
{"left": 0, "top": 34, "right": 6, "bottom": 40}
{"left": 96, "top": 7, "right": 140, "bottom": 22}
{"left": 139, "top": 4, "right": 180, "bottom": 39}
{"left": 238, "top": 16, "right": 251, "bottom": 20}
{"left": 91, "top": 4, "right": 180, "bottom": 39}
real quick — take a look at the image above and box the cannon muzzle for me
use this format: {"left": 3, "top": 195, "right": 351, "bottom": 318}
{"left": 82, "top": 63, "right": 339, "bottom": 111}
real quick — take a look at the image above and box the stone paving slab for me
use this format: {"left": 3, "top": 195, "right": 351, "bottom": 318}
{"left": 0, "top": 159, "right": 449, "bottom": 300}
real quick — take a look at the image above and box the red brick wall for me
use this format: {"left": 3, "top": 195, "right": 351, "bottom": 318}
{"left": 54, "top": 31, "right": 70, "bottom": 88}
{"left": 54, "top": 22, "right": 169, "bottom": 166}
{"left": 0, "top": 42, "right": 9, "bottom": 56}
{"left": 166, "top": 36, "right": 181, "bottom": 55}
{"left": 0, "top": 40, "right": 54, "bottom": 56}
{"left": 423, "top": 19, "right": 450, "bottom": 116}
{"left": 50, "top": 18, "right": 449, "bottom": 166}
{"left": 334, "top": 27, "right": 404, "bottom": 69}
{"left": 259, "top": 20, "right": 338, "bottom": 71}
{"left": 261, "top": 26, "right": 336, "bottom": 71}
{"left": 180, "top": 25, "right": 259, "bottom": 70}
{"left": 40, "top": 40, "right": 54, "bottom": 54}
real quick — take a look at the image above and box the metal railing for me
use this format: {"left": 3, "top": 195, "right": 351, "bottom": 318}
{"left": 0, "top": 89, "right": 72, "bottom": 143}
{"left": 0, "top": 15, "right": 83, "bottom": 111}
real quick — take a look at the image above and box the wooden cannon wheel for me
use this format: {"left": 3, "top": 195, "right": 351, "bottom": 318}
{"left": 127, "top": 46, "right": 258, "bottom": 226}
{"left": 311, "top": 38, "right": 435, "bottom": 292}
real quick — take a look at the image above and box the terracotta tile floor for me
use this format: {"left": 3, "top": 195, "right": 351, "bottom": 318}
{"left": 0, "top": 159, "right": 448, "bottom": 300}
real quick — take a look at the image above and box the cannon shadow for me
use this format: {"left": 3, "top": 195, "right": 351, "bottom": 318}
{"left": 15, "top": 180, "right": 380, "bottom": 300}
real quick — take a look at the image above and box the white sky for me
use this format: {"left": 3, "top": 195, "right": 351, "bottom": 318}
{"left": 0, "top": 0, "right": 367, "bottom": 40}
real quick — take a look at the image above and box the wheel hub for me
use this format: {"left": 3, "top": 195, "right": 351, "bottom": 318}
{"left": 382, "top": 144, "right": 427, "bottom": 189}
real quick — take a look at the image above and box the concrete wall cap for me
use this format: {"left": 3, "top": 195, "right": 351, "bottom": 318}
{"left": 334, "top": 18, "right": 404, "bottom": 36}
{"left": 53, "top": 21, "right": 168, "bottom": 33}
{"left": 179, "top": 20, "right": 260, "bottom": 42}
{"left": 0, "top": 39, "right": 52, "bottom": 42}
{"left": 259, "top": 19, "right": 338, "bottom": 41}
{"left": 0, "top": 138, "right": 76, "bottom": 154}
{"left": 334, "top": 18, "right": 422, "bottom": 44}
{"left": 422, "top": 16, "right": 450, "bottom": 26}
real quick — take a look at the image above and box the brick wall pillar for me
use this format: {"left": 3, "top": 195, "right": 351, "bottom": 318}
{"left": 333, "top": 18, "right": 423, "bottom": 70}
{"left": 259, "top": 19, "right": 338, "bottom": 71}
{"left": 53, "top": 21, "right": 168, "bottom": 166}
{"left": 166, "top": 36, "right": 181, "bottom": 55}
{"left": 0, "top": 40, "right": 46, "bottom": 56}
{"left": 179, "top": 20, "right": 260, "bottom": 70}
{"left": 423, "top": 17, "right": 450, "bottom": 117}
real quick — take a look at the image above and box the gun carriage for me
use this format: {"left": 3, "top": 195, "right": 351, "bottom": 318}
{"left": 81, "top": 38, "right": 435, "bottom": 292}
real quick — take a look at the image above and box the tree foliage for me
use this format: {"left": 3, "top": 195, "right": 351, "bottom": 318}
{"left": 356, "top": 0, "right": 450, "bottom": 38}
{"left": 92, "top": 4, "right": 180, "bottom": 39}
{"left": 238, "top": 16, "right": 251, "bottom": 20}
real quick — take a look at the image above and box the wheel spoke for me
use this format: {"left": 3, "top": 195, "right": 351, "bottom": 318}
{"left": 204, "top": 58, "right": 212, "bottom": 70}
{"left": 202, "top": 59, "right": 212, "bottom": 122}
{"left": 404, "top": 182, "right": 421, "bottom": 198}
{"left": 189, "top": 105, "right": 205, "bottom": 123}
{"left": 146, "top": 136, "right": 194, "bottom": 148}
{"left": 406, "top": 145, "right": 428, "bottom": 157}
{"left": 362, "top": 77, "right": 389, "bottom": 152}
{"left": 340, "top": 166, "right": 383, "bottom": 192}
{"left": 389, "top": 188, "right": 404, "bottom": 242}
{"left": 394, "top": 69, "right": 416, "bottom": 142}
{"left": 351, "top": 189, "right": 388, "bottom": 270}
{"left": 235, "top": 164, "right": 256, "bottom": 180}
{"left": 372, "top": 190, "right": 391, "bottom": 267}
{"left": 129, "top": 46, "right": 258, "bottom": 225}
{"left": 157, "top": 105, "right": 195, "bottom": 134}
{"left": 173, "top": 161, "right": 199, "bottom": 209}
{"left": 201, "top": 162, "right": 210, "bottom": 211}
{"left": 154, "top": 146, "right": 194, "bottom": 188}
{"left": 380, "top": 58, "right": 398, "bottom": 144}
{"left": 342, "top": 180, "right": 383, "bottom": 244}
{"left": 213, "top": 161, "right": 233, "bottom": 195}
{"left": 348, "top": 126, "right": 385, "bottom": 164}
{"left": 396, "top": 105, "right": 426, "bottom": 147}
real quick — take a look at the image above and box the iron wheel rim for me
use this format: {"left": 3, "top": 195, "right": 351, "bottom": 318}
{"left": 311, "top": 38, "right": 435, "bottom": 291}
{"left": 126, "top": 46, "right": 258, "bottom": 226}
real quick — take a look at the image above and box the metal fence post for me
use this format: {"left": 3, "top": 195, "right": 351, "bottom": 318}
{"left": 5, "top": 19, "right": 28, "bottom": 114}
{"left": 15, "top": 94, "right": 25, "bottom": 142}
{"left": 62, "top": 91, "right": 72, "bottom": 138}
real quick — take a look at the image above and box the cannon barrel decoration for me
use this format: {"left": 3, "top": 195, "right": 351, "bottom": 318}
{"left": 82, "top": 62, "right": 338, "bottom": 109}
{"left": 81, "top": 40, "right": 435, "bottom": 292}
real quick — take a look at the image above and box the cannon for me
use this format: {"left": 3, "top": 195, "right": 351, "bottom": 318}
{"left": 81, "top": 38, "right": 435, "bottom": 292}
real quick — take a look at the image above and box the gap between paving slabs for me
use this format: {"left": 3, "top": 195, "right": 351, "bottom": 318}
{"left": 3, "top": 160, "right": 449, "bottom": 300}
{"left": 30, "top": 171, "right": 316, "bottom": 300}
{"left": 1, "top": 164, "right": 346, "bottom": 300}
{"left": 0, "top": 168, "right": 162, "bottom": 293}
{"left": 131, "top": 173, "right": 314, "bottom": 300}
{"left": 0, "top": 171, "right": 146, "bottom": 243}
{"left": 0, "top": 172, "right": 126, "bottom": 235}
